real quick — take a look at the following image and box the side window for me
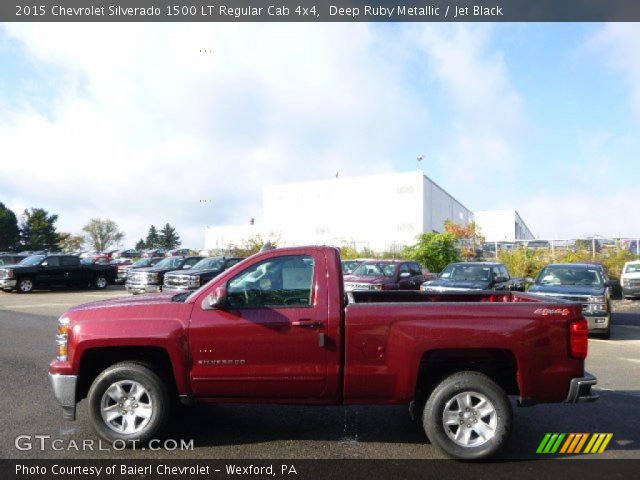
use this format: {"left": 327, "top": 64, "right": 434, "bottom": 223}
{"left": 399, "top": 264, "right": 410, "bottom": 276}
{"left": 227, "top": 255, "right": 315, "bottom": 308}
{"left": 500, "top": 266, "right": 509, "bottom": 279}
{"left": 45, "top": 256, "right": 61, "bottom": 267}
{"left": 492, "top": 266, "right": 501, "bottom": 278}
{"left": 184, "top": 258, "right": 201, "bottom": 268}
{"left": 62, "top": 256, "right": 78, "bottom": 266}
{"left": 409, "top": 263, "right": 422, "bottom": 276}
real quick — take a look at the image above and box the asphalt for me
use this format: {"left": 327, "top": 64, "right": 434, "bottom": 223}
{"left": 0, "top": 287, "right": 638, "bottom": 462}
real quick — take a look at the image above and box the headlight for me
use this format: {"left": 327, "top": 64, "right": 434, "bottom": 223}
{"left": 372, "top": 284, "right": 383, "bottom": 291}
{"left": 189, "top": 276, "right": 201, "bottom": 287}
{"left": 588, "top": 296, "right": 606, "bottom": 304}
{"left": 6, "top": 268, "right": 14, "bottom": 279}
{"left": 56, "top": 317, "right": 70, "bottom": 361}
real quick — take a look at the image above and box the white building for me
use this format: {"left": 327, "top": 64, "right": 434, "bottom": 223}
{"left": 474, "top": 209, "right": 534, "bottom": 243}
{"left": 205, "top": 171, "right": 473, "bottom": 252}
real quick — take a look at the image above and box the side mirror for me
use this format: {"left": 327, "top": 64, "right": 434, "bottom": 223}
{"left": 202, "top": 286, "right": 228, "bottom": 310}
{"left": 495, "top": 276, "right": 507, "bottom": 283}
{"left": 525, "top": 277, "right": 535, "bottom": 283}
{"left": 399, "top": 272, "right": 410, "bottom": 278}
{"left": 41, "top": 261, "right": 48, "bottom": 267}
{"left": 183, "top": 265, "right": 192, "bottom": 269}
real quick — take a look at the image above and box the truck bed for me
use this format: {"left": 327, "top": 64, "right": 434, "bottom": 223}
{"left": 347, "top": 290, "right": 547, "bottom": 304}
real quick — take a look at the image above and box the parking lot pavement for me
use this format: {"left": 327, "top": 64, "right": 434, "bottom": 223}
{"left": 0, "top": 286, "right": 128, "bottom": 316}
{"left": 0, "top": 293, "right": 638, "bottom": 460}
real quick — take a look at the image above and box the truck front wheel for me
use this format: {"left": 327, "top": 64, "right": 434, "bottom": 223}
{"left": 422, "top": 371, "right": 512, "bottom": 460}
{"left": 17, "top": 277, "right": 34, "bottom": 293}
{"left": 87, "top": 362, "right": 170, "bottom": 446}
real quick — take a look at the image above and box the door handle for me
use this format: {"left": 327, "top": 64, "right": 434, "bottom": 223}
{"left": 291, "top": 319, "right": 323, "bottom": 329}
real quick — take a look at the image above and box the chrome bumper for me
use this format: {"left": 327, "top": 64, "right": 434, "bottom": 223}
{"left": 162, "top": 285, "right": 193, "bottom": 292}
{"left": 584, "top": 315, "right": 610, "bottom": 331}
{"left": 49, "top": 373, "right": 78, "bottom": 420}
{"left": 126, "top": 283, "right": 161, "bottom": 294}
{"left": 0, "top": 279, "right": 17, "bottom": 289}
{"left": 565, "top": 373, "right": 598, "bottom": 403}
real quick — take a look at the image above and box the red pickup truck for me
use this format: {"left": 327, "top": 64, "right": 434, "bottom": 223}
{"left": 49, "top": 246, "right": 597, "bottom": 460}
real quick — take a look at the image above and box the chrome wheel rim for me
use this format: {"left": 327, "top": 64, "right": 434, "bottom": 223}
{"left": 100, "top": 380, "right": 153, "bottom": 434}
{"left": 19, "top": 280, "right": 33, "bottom": 292}
{"left": 96, "top": 277, "right": 107, "bottom": 288}
{"left": 442, "top": 391, "right": 497, "bottom": 447}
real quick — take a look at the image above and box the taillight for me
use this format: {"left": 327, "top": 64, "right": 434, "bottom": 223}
{"left": 570, "top": 319, "right": 589, "bottom": 359}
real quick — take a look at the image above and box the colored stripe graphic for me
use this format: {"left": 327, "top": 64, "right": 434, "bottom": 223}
{"left": 538, "top": 433, "right": 613, "bottom": 454}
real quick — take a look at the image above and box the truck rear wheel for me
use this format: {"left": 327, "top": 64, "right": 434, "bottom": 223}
{"left": 422, "top": 371, "right": 512, "bottom": 460}
{"left": 94, "top": 275, "right": 108, "bottom": 289}
{"left": 87, "top": 362, "right": 170, "bottom": 446}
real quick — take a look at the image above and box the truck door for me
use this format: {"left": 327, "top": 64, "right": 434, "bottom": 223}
{"left": 39, "top": 256, "right": 65, "bottom": 286}
{"left": 61, "top": 256, "right": 82, "bottom": 285}
{"left": 188, "top": 252, "right": 334, "bottom": 400}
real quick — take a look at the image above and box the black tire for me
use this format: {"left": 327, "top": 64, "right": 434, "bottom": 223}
{"left": 16, "top": 277, "right": 34, "bottom": 294}
{"left": 94, "top": 275, "right": 109, "bottom": 290}
{"left": 422, "top": 371, "right": 512, "bottom": 460}
{"left": 87, "top": 361, "right": 170, "bottom": 446}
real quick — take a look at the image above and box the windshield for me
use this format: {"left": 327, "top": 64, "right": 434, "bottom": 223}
{"left": 625, "top": 263, "right": 640, "bottom": 274}
{"left": 19, "top": 255, "right": 45, "bottom": 266}
{"left": 536, "top": 267, "right": 603, "bottom": 286}
{"left": 191, "top": 258, "right": 224, "bottom": 270}
{"left": 440, "top": 264, "right": 491, "bottom": 281}
{"left": 132, "top": 258, "right": 151, "bottom": 267}
{"left": 351, "top": 262, "right": 397, "bottom": 277}
{"left": 154, "top": 257, "right": 184, "bottom": 269}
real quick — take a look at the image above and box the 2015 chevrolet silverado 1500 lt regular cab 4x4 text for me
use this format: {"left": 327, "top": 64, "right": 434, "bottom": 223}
{"left": 49, "top": 246, "right": 597, "bottom": 460}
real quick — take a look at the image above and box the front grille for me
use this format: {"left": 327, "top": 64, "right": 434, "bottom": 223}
{"left": 127, "top": 272, "right": 145, "bottom": 284}
{"left": 628, "top": 279, "right": 640, "bottom": 287}
{"left": 164, "top": 275, "right": 190, "bottom": 287}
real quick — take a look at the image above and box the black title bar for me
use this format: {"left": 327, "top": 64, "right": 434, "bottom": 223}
{"left": 2, "top": 0, "right": 640, "bottom": 22}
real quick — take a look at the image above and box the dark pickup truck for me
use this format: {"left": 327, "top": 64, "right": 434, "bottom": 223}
{"left": 163, "top": 256, "right": 244, "bottom": 292}
{"left": 49, "top": 246, "right": 597, "bottom": 460}
{"left": 125, "top": 256, "right": 203, "bottom": 294}
{"left": 0, "top": 254, "right": 116, "bottom": 293}
{"left": 421, "top": 262, "right": 525, "bottom": 293}
{"left": 528, "top": 263, "right": 611, "bottom": 338}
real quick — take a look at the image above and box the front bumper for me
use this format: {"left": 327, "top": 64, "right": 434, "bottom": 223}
{"left": 565, "top": 373, "right": 598, "bottom": 403}
{"left": 126, "top": 283, "right": 161, "bottom": 294}
{"left": 49, "top": 373, "right": 78, "bottom": 420}
{"left": 162, "top": 284, "right": 194, "bottom": 292}
{"left": 622, "top": 286, "right": 640, "bottom": 297}
{"left": 584, "top": 314, "right": 610, "bottom": 332}
{"left": 0, "top": 279, "right": 17, "bottom": 289}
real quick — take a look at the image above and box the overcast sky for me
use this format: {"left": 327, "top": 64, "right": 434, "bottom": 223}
{"left": 1, "top": 23, "right": 639, "bottom": 248}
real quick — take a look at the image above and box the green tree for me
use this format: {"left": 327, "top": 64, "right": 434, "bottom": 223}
{"left": 19, "top": 208, "right": 60, "bottom": 251}
{"left": 228, "top": 235, "right": 279, "bottom": 257}
{"left": 403, "top": 232, "right": 460, "bottom": 273}
{"left": 82, "top": 218, "right": 124, "bottom": 252}
{"left": 135, "top": 238, "right": 146, "bottom": 251}
{"left": 145, "top": 225, "right": 160, "bottom": 249}
{"left": 0, "top": 202, "right": 20, "bottom": 251}
{"left": 58, "top": 232, "right": 85, "bottom": 252}
{"left": 158, "top": 223, "right": 181, "bottom": 249}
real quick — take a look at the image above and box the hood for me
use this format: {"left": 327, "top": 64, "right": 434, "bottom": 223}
{"left": 67, "top": 292, "right": 178, "bottom": 313}
{"left": 166, "top": 267, "right": 223, "bottom": 277}
{"left": 135, "top": 265, "right": 182, "bottom": 274}
{"left": 622, "top": 271, "right": 640, "bottom": 280}
{"left": 528, "top": 284, "right": 605, "bottom": 296}
{"left": 343, "top": 275, "right": 391, "bottom": 285}
{"left": 422, "top": 278, "right": 490, "bottom": 290}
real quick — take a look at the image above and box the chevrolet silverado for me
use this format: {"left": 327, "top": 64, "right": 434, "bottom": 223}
{"left": 49, "top": 246, "right": 597, "bottom": 460}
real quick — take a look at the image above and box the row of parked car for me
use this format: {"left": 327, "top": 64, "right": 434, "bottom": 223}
{"left": 341, "top": 257, "right": 616, "bottom": 338}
